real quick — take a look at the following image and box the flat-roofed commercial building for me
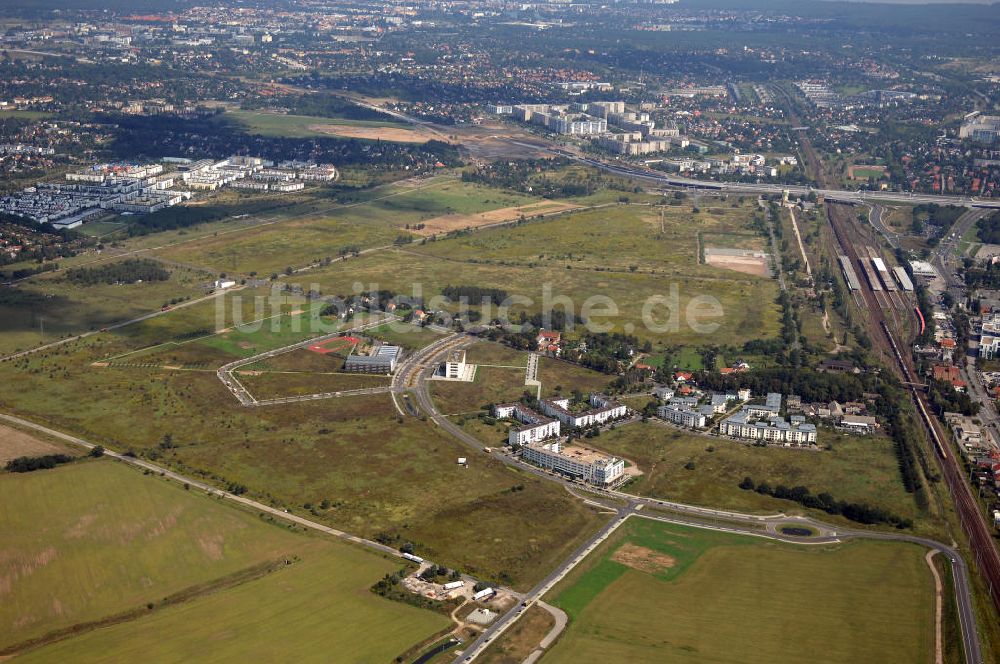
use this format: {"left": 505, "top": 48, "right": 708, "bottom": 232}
{"left": 344, "top": 345, "right": 400, "bottom": 374}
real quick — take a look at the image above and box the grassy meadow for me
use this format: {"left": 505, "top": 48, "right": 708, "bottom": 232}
{"left": 150, "top": 177, "right": 538, "bottom": 276}
{"left": 0, "top": 262, "right": 211, "bottom": 356}
{"left": 0, "top": 319, "right": 604, "bottom": 590}
{"left": 585, "top": 421, "right": 929, "bottom": 533}
{"left": 227, "top": 109, "right": 410, "bottom": 138}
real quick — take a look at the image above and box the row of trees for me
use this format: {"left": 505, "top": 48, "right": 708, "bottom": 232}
{"left": 694, "top": 367, "right": 868, "bottom": 405}
{"left": 5, "top": 453, "right": 74, "bottom": 472}
{"left": 441, "top": 285, "right": 510, "bottom": 306}
{"left": 739, "top": 478, "right": 912, "bottom": 529}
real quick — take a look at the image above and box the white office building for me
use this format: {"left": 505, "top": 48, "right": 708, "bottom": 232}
{"left": 444, "top": 349, "right": 467, "bottom": 379}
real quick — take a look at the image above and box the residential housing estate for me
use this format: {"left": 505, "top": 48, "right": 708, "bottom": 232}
{"left": 719, "top": 393, "right": 818, "bottom": 445}
{"left": 658, "top": 399, "right": 708, "bottom": 429}
{"left": 493, "top": 402, "right": 561, "bottom": 446}
{"left": 493, "top": 393, "right": 629, "bottom": 487}
{"left": 540, "top": 393, "right": 628, "bottom": 428}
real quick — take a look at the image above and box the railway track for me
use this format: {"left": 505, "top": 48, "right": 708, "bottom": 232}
{"left": 881, "top": 319, "right": 1000, "bottom": 611}
{"left": 831, "top": 197, "right": 1000, "bottom": 613}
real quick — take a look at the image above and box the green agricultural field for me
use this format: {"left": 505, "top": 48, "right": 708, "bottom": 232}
{"left": 545, "top": 518, "right": 934, "bottom": 664}
{"left": 589, "top": 422, "right": 928, "bottom": 532}
{"left": 17, "top": 542, "right": 449, "bottom": 664}
{"left": 151, "top": 177, "right": 538, "bottom": 276}
{"left": 0, "top": 461, "right": 448, "bottom": 662}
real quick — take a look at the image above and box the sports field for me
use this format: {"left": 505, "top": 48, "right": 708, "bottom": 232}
{"left": 0, "top": 460, "right": 448, "bottom": 661}
{"left": 544, "top": 518, "right": 934, "bottom": 664}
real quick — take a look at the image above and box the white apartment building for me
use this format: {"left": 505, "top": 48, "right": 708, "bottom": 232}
{"left": 980, "top": 314, "right": 1000, "bottom": 359}
{"left": 494, "top": 403, "right": 561, "bottom": 446}
{"left": 657, "top": 402, "right": 706, "bottom": 428}
{"left": 743, "top": 392, "right": 783, "bottom": 418}
{"left": 521, "top": 440, "right": 625, "bottom": 487}
{"left": 719, "top": 409, "right": 817, "bottom": 444}
{"left": 540, "top": 393, "right": 627, "bottom": 428}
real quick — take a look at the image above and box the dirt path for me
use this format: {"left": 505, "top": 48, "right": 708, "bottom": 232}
{"left": 788, "top": 206, "right": 812, "bottom": 279}
{"left": 521, "top": 601, "right": 568, "bottom": 663}
{"left": 926, "top": 549, "right": 944, "bottom": 664}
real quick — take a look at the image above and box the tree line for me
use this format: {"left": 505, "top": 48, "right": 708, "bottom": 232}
{"left": 5, "top": 454, "right": 74, "bottom": 472}
{"left": 65, "top": 258, "right": 169, "bottom": 285}
{"left": 441, "top": 285, "right": 510, "bottom": 306}
{"left": 739, "top": 477, "right": 912, "bottom": 529}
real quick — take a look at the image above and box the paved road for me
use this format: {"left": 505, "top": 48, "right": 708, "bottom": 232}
{"left": 547, "top": 149, "right": 1000, "bottom": 210}
{"left": 866, "top": 204, "right": 901, "bottom": 250}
